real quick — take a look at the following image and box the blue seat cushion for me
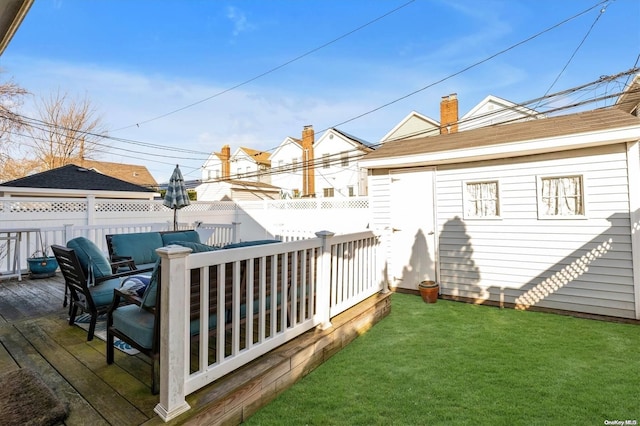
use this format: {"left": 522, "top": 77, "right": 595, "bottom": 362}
{"left": 161, "top": 231, "right": 201, "bottom": 245}
{"left": 223, "top": 240, "right": 281, "bottom": 249}
{"left": 67, "top": 236, "right": 112, "bottom": 279}
{"left": 189, "top": 313, "right": 219, "bottom": 336}
{"left": 112, "top": 304, "right": 155, "bottom": 349}
{"left": 111, "top": 232, "right": 163, "bottom": 266}
{"left": 89, "top": 277, "right": 121, "bottom": 307}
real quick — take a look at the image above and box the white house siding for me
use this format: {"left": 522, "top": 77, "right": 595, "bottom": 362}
{"left": 269, "top": 140, "right": 303, "bottom": 197}
{"left": 435, "top": 144, "right": 636, "bottom": 318}
{"left": 383, "top": 115, "right": 439, "bottom": 141}
{"left": 314, "top": 133, "right": 369, "bottom": 198}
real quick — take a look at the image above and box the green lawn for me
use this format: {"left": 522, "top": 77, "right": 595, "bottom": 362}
{"left": 247, "top": 293, "right": 639, "bottom": 425}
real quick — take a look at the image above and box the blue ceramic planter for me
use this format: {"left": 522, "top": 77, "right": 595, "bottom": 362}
{"left": 28, "top": 256, "right": 58, "bottom": 278}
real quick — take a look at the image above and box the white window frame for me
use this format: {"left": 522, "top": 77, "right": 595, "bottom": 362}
{"left": 341, "top": 152, "right": 349, "bottom": 167}
{"left": 323, "top": 187, "right": 334, "bottom": 197}
{"left": 322, "top": 154, "right": 330, "bottom": 169}
{"left": 463, "top": 180, "right": 501, "bottom": 220}
{"left": 536, "top": 174, "right": 586, "bottom": 219}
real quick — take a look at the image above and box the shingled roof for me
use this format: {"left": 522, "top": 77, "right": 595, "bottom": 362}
{"left": 75, "top": 159, "right": 157, "bottom": 188}
{"left": 0, "top": 164, "right": 155, "bottom": 193}
{"left": 362, "top": 108, "right": 640, "bottom": 164}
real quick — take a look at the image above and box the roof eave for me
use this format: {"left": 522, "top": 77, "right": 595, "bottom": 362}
{"left": 360, "top": 125, "right": 640, "bottom": 169}
{"left": 0, "top": 187, "right": 159, "bottom": 199}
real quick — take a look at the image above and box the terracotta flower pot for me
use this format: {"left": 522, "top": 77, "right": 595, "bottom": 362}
{"left": 418, "top": 280, "right": 439, "bottom": 303}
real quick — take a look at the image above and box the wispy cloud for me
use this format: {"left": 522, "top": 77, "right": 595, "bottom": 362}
{"left": 226, "top": 6, "right": 254, "bottom": 37}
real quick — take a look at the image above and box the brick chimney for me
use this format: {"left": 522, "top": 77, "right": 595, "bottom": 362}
{"left": 301, "top": 125, "right": 315, "bottom": 197}
{"left": 220, "top": 144, "right": 231, "bottom": 179}
{"left": 440, "top": 93, "right": 458, "bottom": 134}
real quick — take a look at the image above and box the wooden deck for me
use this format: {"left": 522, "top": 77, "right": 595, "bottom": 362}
{"left": 0, "top": 273, "right": 391, "bottom": 425}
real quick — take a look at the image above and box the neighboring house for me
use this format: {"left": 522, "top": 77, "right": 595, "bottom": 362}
{"left": 269, "top": 125, "right": 373, "bottom": 198}
{"left": 199, "top": 125, "right": 374, "bottom": 200}
{"left": 196, "top": 179, "right": 280, "bottom": 201}
{"left": 314, "top": 128, "right": 373, "bottom": 198}
{"left": 458, "top": 94, "right": 543, "bottom": 131}
{"left": 69, "top": 159, "right": 158, "bottom": 189}
{"left": 269, "top": 136, "right": 303, "bottom": 198}
{"left": 360, "top": 105, "right": 640, "bottom": 320}
{"left": 198, "top": 145, "right": 276, "bottom": 201}
{"left": 380, "top": 93, "right": 544, "bottom": 142}
{"left": 230, "top": 146, "right": 271, "bottom": 183}
{"left": 0, "top": 164, "right": 158, "bottom": 199}
{"left": 201, "top": 145, "right": 232, "bottom": 183}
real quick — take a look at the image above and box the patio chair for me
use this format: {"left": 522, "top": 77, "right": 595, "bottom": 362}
{"left": 51, "top": 237, "right": 153, "bottom": 341}
{"left": 107, "top": 260, "right": 161, "bottom": 394}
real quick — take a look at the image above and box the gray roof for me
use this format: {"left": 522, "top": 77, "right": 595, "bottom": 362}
{"left": 362, "top": 108, "right": 640, "bottom": 162}
{"left": 0, "top": 164, "right": 155, "bottom": 192}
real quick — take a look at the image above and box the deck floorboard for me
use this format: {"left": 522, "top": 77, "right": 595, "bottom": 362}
{"left": 0, "top": 272, "right": 391, "bottom": 425}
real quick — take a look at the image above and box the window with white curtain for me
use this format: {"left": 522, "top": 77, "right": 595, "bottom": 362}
{"left": 538, "top": 175, "right": 584, "bottom": 217}
{"left": 464, "top": 180, "right": 500, "bottom": 218}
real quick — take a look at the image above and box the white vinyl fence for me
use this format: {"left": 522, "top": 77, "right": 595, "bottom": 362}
{"left": 0, "top": 197, "right": 369, "bottom": 279}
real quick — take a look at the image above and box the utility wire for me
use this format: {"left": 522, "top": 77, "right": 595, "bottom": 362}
{"left": 4, "top": 0, "right": 609, "bottom": 164}
{"left": 113, "top": 0, "right": 416, "bottom": 131}
{"left": 533, "top": 0, "right": 612, "bottom": 109}
{"left": 251, "top": 0, "right": 612, "bottom": 156}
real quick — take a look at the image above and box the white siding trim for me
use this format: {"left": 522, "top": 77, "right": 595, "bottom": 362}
{"left": 626, "top": 141, "right": 640, "bottom": 319}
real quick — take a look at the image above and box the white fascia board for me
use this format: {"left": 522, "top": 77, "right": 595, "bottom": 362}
{"left": 361, "top": 125, "right": 640, "bottom": 169}
{"left": 0, "top": 187, "right": 158, "bottom": 199}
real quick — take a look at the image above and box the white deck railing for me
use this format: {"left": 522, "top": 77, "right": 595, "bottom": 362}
{"left": 154, "top": 230, "right": 384, "bottom": 421}
{"left": 0, "top": 222, "right": 239, "bottom": 280}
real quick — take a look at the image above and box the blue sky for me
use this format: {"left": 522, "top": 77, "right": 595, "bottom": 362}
{"left": 1, "top": 0, "right": 639, "bottom": 183}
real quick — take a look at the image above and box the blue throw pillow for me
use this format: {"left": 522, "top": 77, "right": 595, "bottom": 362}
{"left": 121, "top": 274, "right": 152, "bottom": 297}
{"left": 161, "top": 231, "right": 201, "bottom": 245}
{"left": 66, "top": 237, "right": 112, "bottom": 279}
{"left": 170, "top": 241, "right": 220, "bottom": 253}
{"left": 110, "top": 232, "right": 163, "bottom": 265}
{"left": 223, "top": 240, "right": 281, "bottom": 249}
{"left": 140, "top": 259, "right": 161, "bottom": 309}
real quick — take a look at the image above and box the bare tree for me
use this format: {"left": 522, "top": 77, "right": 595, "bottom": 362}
{"left": 0, "top": 74, "right": 28, "bottom": 176}
{"left": 27, "top": 90, "right": 108, "bottom": 170}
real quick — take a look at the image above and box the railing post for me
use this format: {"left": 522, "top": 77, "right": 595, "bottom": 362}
{"left": 154, "top": 245, "right": 192, "bottom": 422}
{"left": 232, "top": 222, "right": 240, "bottom": 243}
{"left": 86, "top": 195, "right": 95, "bottom": 225}
{"left": 63, "top": 224, "right": 74, "bottom": 243}
{"left": 315, "top": 230, "right": 335, "bottom": 330}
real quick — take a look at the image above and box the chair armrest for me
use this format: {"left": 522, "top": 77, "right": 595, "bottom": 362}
{"left": 113, "top": 288, "right": 143, "bottom": 306}
{"left": 110, "top": 257, "right": 136, "bottom": 273}
{"left": 95, "top": 265, "right": 154, "bottom": 285}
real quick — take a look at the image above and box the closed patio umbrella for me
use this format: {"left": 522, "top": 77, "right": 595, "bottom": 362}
{"left": 164, "top": 164, "right": 190, "bottom": 230}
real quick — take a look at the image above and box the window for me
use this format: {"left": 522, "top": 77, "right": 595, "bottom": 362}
{"left": 348, "top": 186, "right": 355, "bottom": 197}
{"left": 464, "top": 181, "right": 500, "bottom": 218}
{"left": 538, "top": 175, "right": 584, "bottom": 217}
{"left": 323, "top": 154, "right": 330, "bottom": 169}
{"left": 292, "top": 158, "right": 298, "bottom": 172}
{"left": 323, "top": 187, "right": 334, "bottom": 197}
{"left": 341, "top": 152, "right": 349, "bottom": 167}
{"left": 237, "top": 168, "right": 243, "bottom": 178}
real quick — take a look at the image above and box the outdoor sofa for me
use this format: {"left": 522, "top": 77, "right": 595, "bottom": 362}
{"left": 106, "top": 238, "right": 286, "bottom": 394}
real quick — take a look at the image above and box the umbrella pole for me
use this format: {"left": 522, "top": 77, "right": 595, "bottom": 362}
{"left": 174, "top": 208, "right": 178, "bottom": 231}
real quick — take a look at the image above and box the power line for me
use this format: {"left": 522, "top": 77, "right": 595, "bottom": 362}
{"left": 250, "top": 0, "right": 612, "bottom": 156}
{"left": 203, "top": 69, "right": 638, "bottom": 184}
{"left": 113, "top": 0, "right": 417, "bottom": 132}
{"left": 534, "top": 0, "right": 612, "bottom": 109}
